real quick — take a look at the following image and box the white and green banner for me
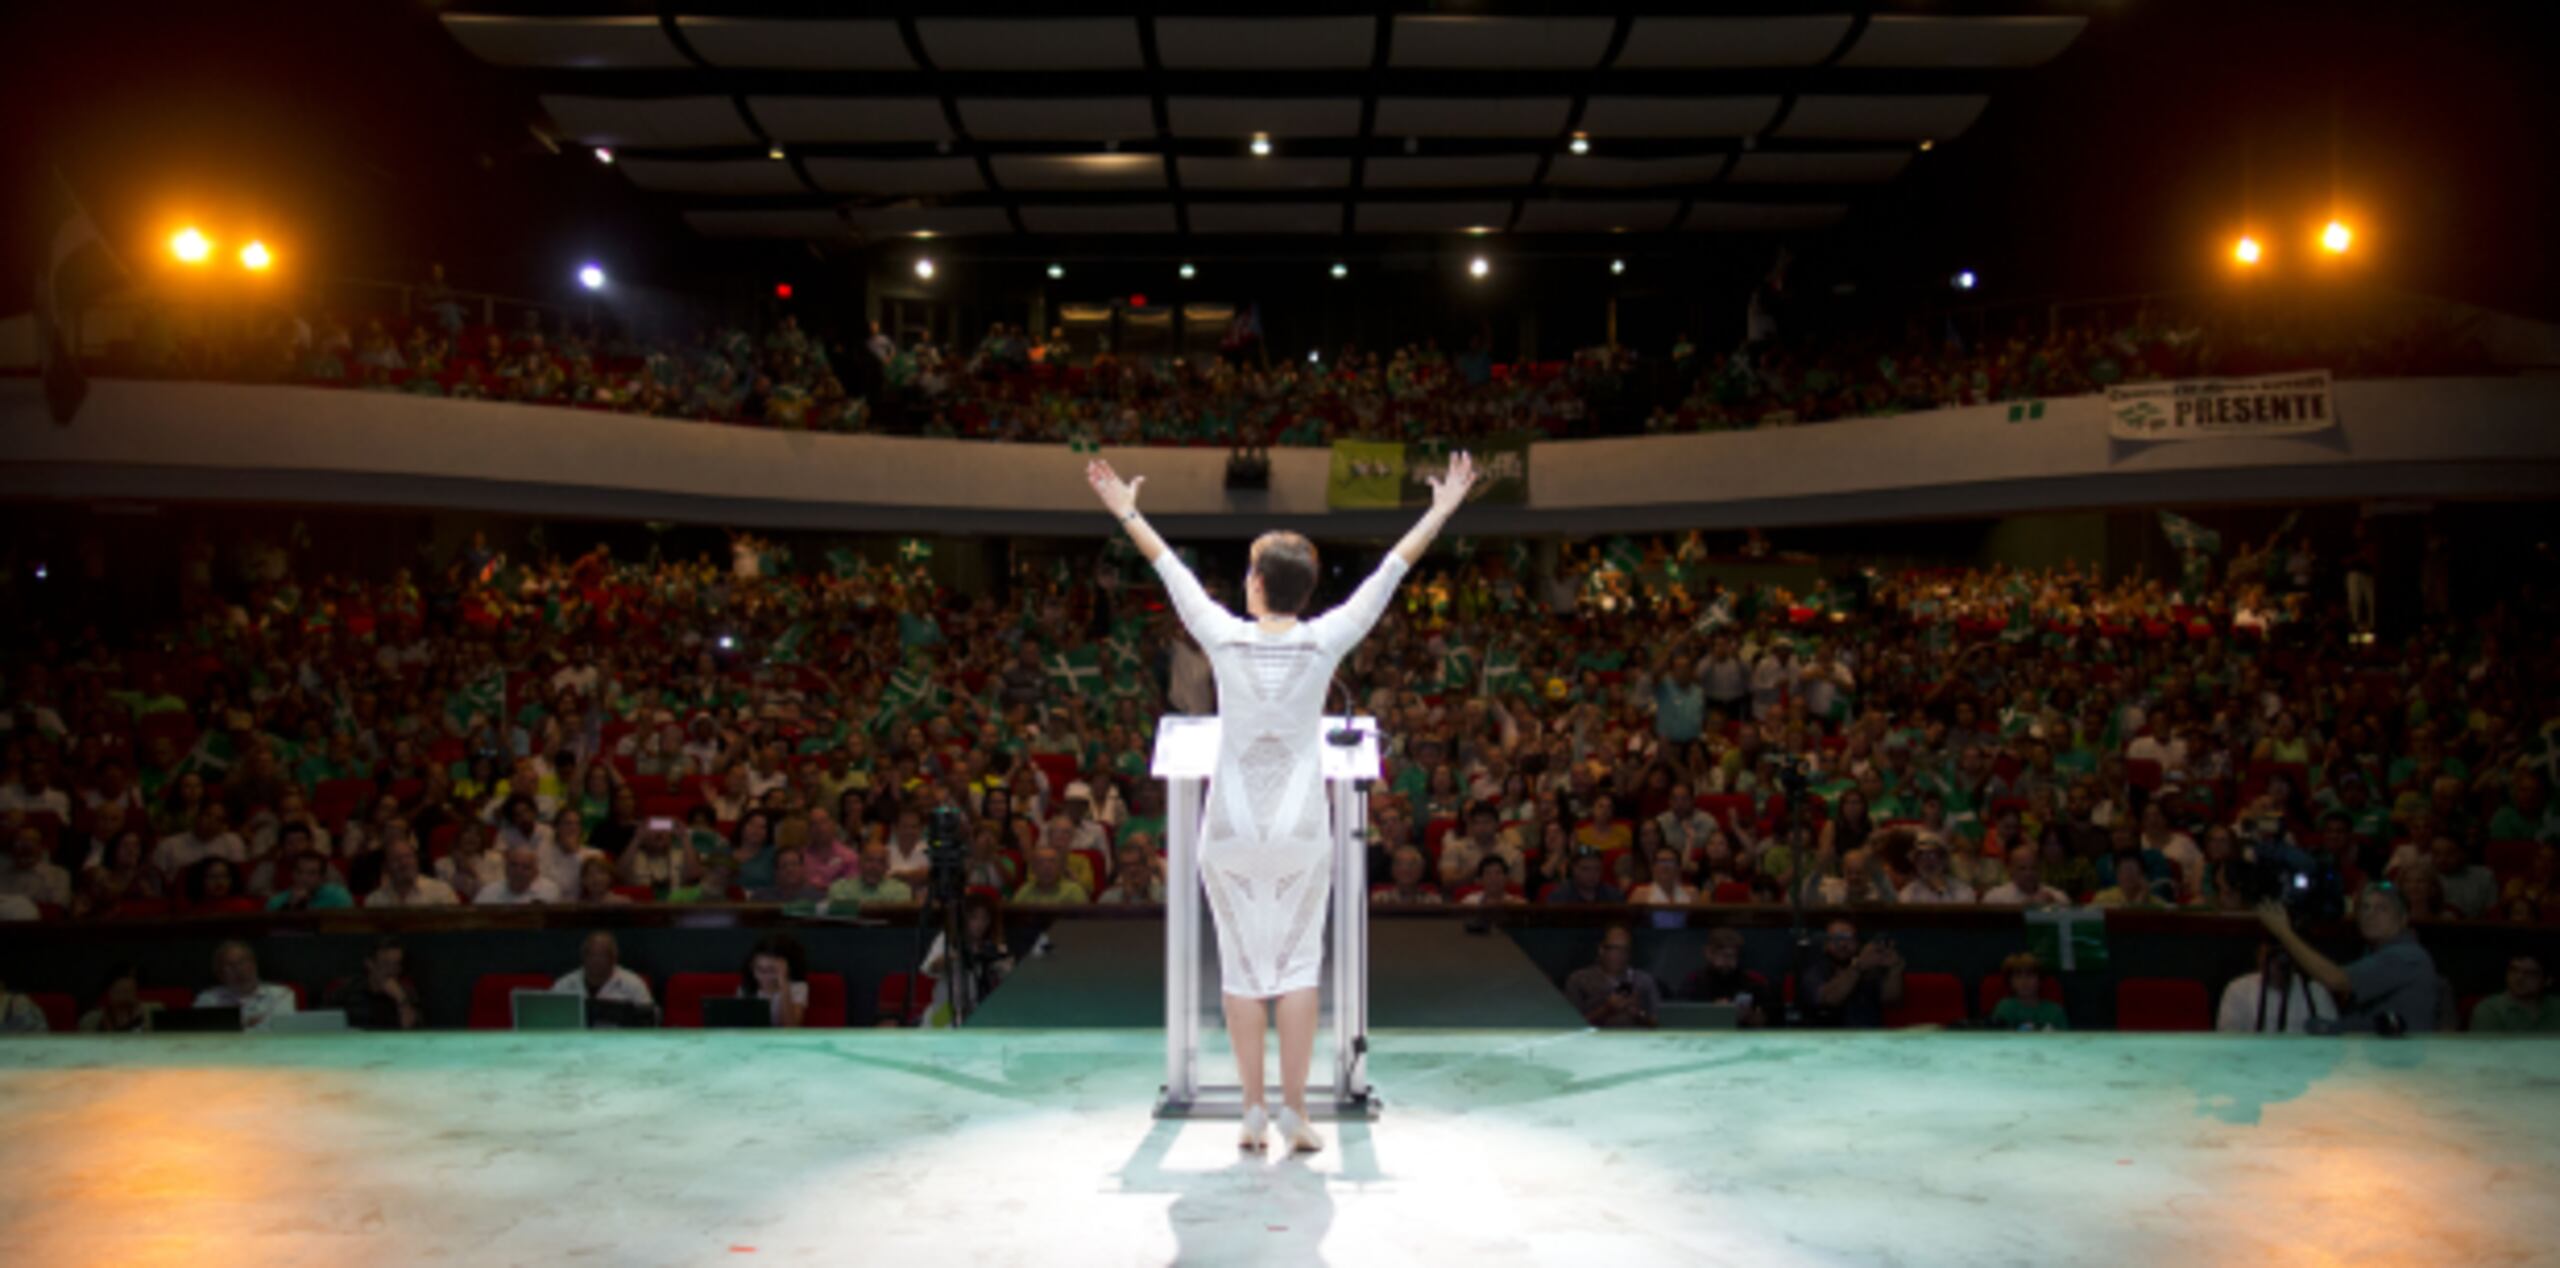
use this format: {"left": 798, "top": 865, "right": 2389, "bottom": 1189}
{"left": 2107, "top": 369, "right": 2336, "bottom": 442}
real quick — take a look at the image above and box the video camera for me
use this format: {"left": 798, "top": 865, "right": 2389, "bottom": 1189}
{"left": 2233, "top": 834, "right": 2346, "bottom": 923}
{"left": 925, "top": 804, "right": 971, "bottom": 905}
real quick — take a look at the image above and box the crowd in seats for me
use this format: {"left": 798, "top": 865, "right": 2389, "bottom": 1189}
{"left": 102, "top": 278, "right": 2491, "bottom": 446}
{"left": 1, "top": 507, "right": 2556, "bottom": 1032}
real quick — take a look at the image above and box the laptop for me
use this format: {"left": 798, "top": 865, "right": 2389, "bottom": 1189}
{"left": 702, "top": 997, "right": 774, "bottom": 1029}
{"left": 1656, "top": 1003, "right": 1743, "bottom": 1031}
{"left": 153, "top": 1006, "right": 245, "bottom": 1033}
{"left": 262, "top": 1009, "right": 350, "bottom": 1034}
{"left": 511, "top": 990, "right": 587, "bottom": 1031}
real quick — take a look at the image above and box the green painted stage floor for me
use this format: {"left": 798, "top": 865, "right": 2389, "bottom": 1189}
{"left": 1, "top": 1030, "right": 2554, "bottom": 1267}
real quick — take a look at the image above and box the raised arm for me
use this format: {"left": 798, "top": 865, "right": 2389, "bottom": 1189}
{"left": 1086, "top": 458, "right": 1169, "bottom": 563}
{"left": 1390, "top": 450, "right": 1478, "bottom": 568}
{"left": 1087, "top": 457, "right": 1230, "bottom": 643}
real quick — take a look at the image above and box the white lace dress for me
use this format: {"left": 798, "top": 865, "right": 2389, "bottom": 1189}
{"left": 1153, "top": 550, "right": 1409, "bottom": 999}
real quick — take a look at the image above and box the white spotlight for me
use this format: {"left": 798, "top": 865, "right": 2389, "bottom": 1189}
{"left": 1250, "top": 133, "right": 1272, "bottom": 157}
{"left": 915, "top": 258, "right": 936, "bottom": 280}
{"left": 577, "top": 264, "right": 606, "bottom": 290}
{"left": 593, "top": 147, "right": 614, "bottom": 165}
{"left": 1610, "top": 258, "right": 1625, "bottom": 275}
{"left": 1954, "top": 270, "right": 1977, "bottom": 291}
{"left": 1468, "top": 256, "right": 1490, "bottom": 279}
{"left": 1568, "top": 133, "right": 1590, "bottom": 155}
{"left": 1047, "top": 263, "right": 1065, "bottom": 279}
{"left": 1330, "top": 262, "right": 1348, "bottom": 279}
{"left": 1179, "top": 262, "right": 1196, "bottom": 280}
{"left": 1307, "top": 349, "right": 1321, "bottom": 364}
{"left": 768, "top": 143, "right": 785, "bottom": 161}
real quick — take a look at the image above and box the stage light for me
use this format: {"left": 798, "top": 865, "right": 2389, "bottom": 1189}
{"left": 1954, "top": 270, "right": 1976, "bottom": 290}
{"left": 2233, "top": 235, "right": 2262, "bottom": 265}
{"left": 1330, "top": 262, "right": 1348, "bottom": 279}
{"left": 239, "top": 241, "right": 272, "bottom": 272}
{"left": 1469, "top": 256, "right": 1490, "bottom": 279}
{"left": 1047, "top": 263, "right": 1065, "bottom": 279}
{"left": 775, "top": 283, "right": 792, "bottom": 299}
{"left": 32, "top": 563, "right": 47, "bottom": 581}
{"left": 1179, "top": 262, "right": 1196, "bottom": 280}
{"left": 1918, "top": 139, "right": 1934, "bottom": 152}
{"left": 594, "top": 147, "right": 613, "bottom": 165}
{"left": 1250, "top": 133, "right": 1272, "bottom": 157}
{"left": 1308, "top": 349, "right": 1321, "bottom": 363}
{"left": 1610, "top": 258, "right": 1625, "bottom": 276}
{"left": 170, "top": 227, "right": 211, "bottom": 264}
{"left": 1568, "top": 133, "right": 1590, "bottom": 155}
{"left": 2322, "top": 221, "right": 2352, "bottom": 253}
{"left": 768, "top": 143, "right": 786, "bottom": 161}
{"left": 718, "top": 634, "right": 736, "bottom": 651}
{"left": 915, "top": 258, "right": 935, "bottom": 280}
{"left": 578, "top": 264, "right": 605, "bottom": 290}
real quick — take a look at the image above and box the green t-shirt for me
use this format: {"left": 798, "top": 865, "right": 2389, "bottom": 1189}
{"left": 1989, "top": 997, "right": 2068, "bottom": 1031}
{"left": 2470, "top": 995, "right": 2560, "bottom": 1033}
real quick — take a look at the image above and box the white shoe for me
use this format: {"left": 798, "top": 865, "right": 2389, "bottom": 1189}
{"left": 1276, "top": 1106, "right": 1324, "bottom": 1155}
{"left": 1238, "top": 1104, "right": 1270, "bottom": 1152}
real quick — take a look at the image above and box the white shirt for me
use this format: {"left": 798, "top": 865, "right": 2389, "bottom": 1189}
{"left": 153, "top": 831, "right": 247, "bottom": 877}
{"left": 436, "top": 851, "right": 506, "bottom": 893}
{"left": 2216, "top": 973, "right": 2338, "bottom": 1034}
{"left": 1698, "top": 655, "right": 1749, "bottom": 703}
{"left": 0, "top": 784, "right": 71, "bottom": 819}
{"left": 479, "top": 876, "right": 564, "bottom": 905}
{"left": 552, "top": 966, "right": 654, "bottom": 1007}
{"left": 1898, "top": 877, "right": 1979, "bottom": 905}
{"left": 1629, "top": 882, "right": 1698, "bottom": 906}
{"left": 197, "top": 981, "right": 298, "bottom": 1031}
{"left": 885, "top": 834, "right": 931, "bottom": 879}
{"left": 535, "top": 838, "right": 599, "bottom": 895}
{"left": 1750, "top": 655, "right": 1793, "bottom": 718}
{"left": 366, "top": 877, "right": 461, "bottom": 908}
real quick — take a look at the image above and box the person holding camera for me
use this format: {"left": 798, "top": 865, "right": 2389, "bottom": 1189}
{"left": 2253, "top": 884, "right": 2441, "bottom": 1033}
{"left": 1564, "top": 924, "right": 1661, "bottom": 1029}
{"left": 1800, "top": 916, "right": 1905, "bottom": 1028}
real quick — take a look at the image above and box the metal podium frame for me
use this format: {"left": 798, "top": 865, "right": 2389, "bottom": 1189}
{"left": 1151, "top": 714, "right": 1383, "bottom": 1121}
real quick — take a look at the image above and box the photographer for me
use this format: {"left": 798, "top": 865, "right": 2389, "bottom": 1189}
{"left": 2253, "top": 884, "right": 2441, "bottom": 1034}
{"left": 2216, "top": 942, "right": 2339, "bottom": 1033}
{"left": 1799, "top": 916, "right": 1905, "bottom": 1029}
{"left": 1564, "top": 924, "right": 1661, "bottom": 1029}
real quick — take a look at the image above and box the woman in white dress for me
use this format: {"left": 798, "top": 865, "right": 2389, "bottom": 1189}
{"left": 1088, "top": 452, "right": 1474, "bottom": 1155}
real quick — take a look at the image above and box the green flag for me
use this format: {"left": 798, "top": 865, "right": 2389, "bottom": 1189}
{"left": 1601, "top": 536, "right": 1644, "bottom": 577}
{"left": 1045, "top": 645, "right": 1104, "bottom": 697}
{"left": 446, "top": 666, "right": 505, "bottom": 728}
{"left": 898, "top": 537, "right": 934, "bottom": 565}
{"left": 769, "top": 622, "right": 811, "bottom": 665}
{"left": 1438, "top": 644, "right": 1477, "bottom": 693}
{"left": 827, "top": 548, "right": 867, "bottom": 579}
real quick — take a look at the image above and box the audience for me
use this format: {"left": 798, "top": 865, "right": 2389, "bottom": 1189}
{"left": 78, "top": 963, "right": 160, "bottom": 1033}
{"left": 196, "top": 939, "right": 300, "bottom": 1030}
{"left": 1678, "top": 928, "right": 1769, "bottom": 1027}
{"left": 1564, "top": 924, "right": 1661, "bottom": 1029}
{"left": 2468, "top": 954, "right": 2558, "bottom": 1033}
{"left": 1987, "top": 952, "right": 2068, "bottom": 1031}
{"left": 325, "top": 937, "right": 423, "bottom": 1030}
{"left": 741, "top": 933, "right": 808, "bottom": 1028}
{"left": 1800, "top": 917, "right": 1905, "bottom": 1028}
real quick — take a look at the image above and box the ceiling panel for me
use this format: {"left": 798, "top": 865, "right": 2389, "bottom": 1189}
{"left": 1515, "top": 200, "right": 1681, "bottom": 233}
{"left": 1779, "top": 95, "right": 1988, "bottom": 141}
{"left": 1578, "top": 96, "right": 1782, "bottom": 138}
{"left": 1362, "top": 155, "right": 1541, "bottom": 188}
{"left": 1188, "top": 203, "right": 1345, "bottom": 234}
{"left": 1727, "top": 150, "right": 1912, "bottom": 183}
{"left": 1017, "top": 205, "right": 1180, "bottom": 234}
{"left": 541, "top": 96, "right": 757, "bottom": 148}
{"left": 673, "top": 18, "right": 915, "bottom": 71}
{"left": 957, "top": 97, "right": 1157, "bottom": 141}
{"left": 683, "top": 209, "right": 851, "bottom": 239}
{"left": 1681, "top": 202, "right": 1848, "bottom": 231}
{"left": 1155, "top": 17, "right": 1377, "bottom": 69}
{"left": 1613, "top": 16, "right": 1855, "bottom": 68}
{"left": 988, "top": 153, "right": 1167, "bottom": 191}
{"left": 616, "top": 159, "right": 811, "bottom": 195}
{"left": 844, "top": 206, "right": 1015, "bottom": 237}
{"left": 1354, "top": 202, "right": 1513, "bottom": 233}
{"left": 441, "top": 15, "right": 689, "bottom": 69}
{"left": 750, "top": 97, "right": 953, "bottom": 143}
{"left": 917, "top": 18, "right": 1143, "bottom": 70}
{"left": 1374, "top": 97, "right": 1573, "bottom": 138}
{"left": 1547, "top": 156, "right": 1727, "bottom": 188}
{"left": 1839, "top": 16, "right": 2088, "bottom": 69}
{"left": 1390, "top": 16, "right": 1614, "bottom": 69}
{"left": 1166, "top": 98, "right": 1365, "bottom": 140}
{"left": 1179, "top": 157, "right": 1353, "bottom": 190}
{"left": 802, "top": 157, "right": 985, "bottom": 196}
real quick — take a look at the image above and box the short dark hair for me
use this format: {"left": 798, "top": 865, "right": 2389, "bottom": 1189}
{"left": 1250, "top": 532, "right": 1319, "bottom": 614}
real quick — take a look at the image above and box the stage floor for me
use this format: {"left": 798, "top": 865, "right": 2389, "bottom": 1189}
{"left": 1, "top": 1030, "right": 2554, "bottom": 1266}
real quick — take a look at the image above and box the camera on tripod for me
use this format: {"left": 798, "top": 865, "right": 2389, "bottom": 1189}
{"left": 2232, "top": 832, "right": 2346, "bottom": 923}
{"left": 925, "top": 804, "right": 971, "bottom": 905}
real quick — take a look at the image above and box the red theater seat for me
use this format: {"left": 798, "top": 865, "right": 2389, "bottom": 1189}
{"left": 665, "top": 973, "right": 744, "bottom": 1028}
{"left": 2114, "top": 978, "right": 2212, "bottom": 1032}
{"left": 876, "top": 972, "right": 931, "bottom": 1025}
{"left": 1883, "top": 971, "right": 1966, "bottom": 1028}
{"left": 137, "top": 987, "right": 196, "bottom": 1014}
{"left": 468, "top": 973, "right": 559, "bottom": 1030}
{"left": 30, "top": 992, "right": 77, "bottom": 1033}
{"left": 804, "top": 973, "right": 849, "bottom": 1028}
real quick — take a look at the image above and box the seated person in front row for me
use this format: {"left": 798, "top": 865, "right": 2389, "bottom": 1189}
{"left": 1370, "top": 846, "right": 1443, "bottom": 906}
{"left": 2470, "top": 954, "right": 2560, "bottom": 1034}
{"left": 740, "top": 934, "right": 808, "bottom": 1028}
{"left": 324, "top": 937, "right": 422, "bottom": 1030}
{"left": 1680, "top": 928, "right": 1770, "bottom": 1027}
{"left": 1798, "top": 917, "right": 1904, "bottom": 1029}
{"left": 196, "top": 939, "right": 300, "bottom": 1030}
{"left": 1987, "top": 951, "right": 2068, "bottom": 1031}
{"left": 1564, "top": 924, "right": 1661, "bottom": 1029}
{"left": 554, "top": 931, "right": 657, "bottom": 1027}
{"left": 1459, "top": 856, "right": 1527, "bottom": 906}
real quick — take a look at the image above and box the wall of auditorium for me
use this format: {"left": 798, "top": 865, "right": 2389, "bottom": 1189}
{"left": 2, "top": 376, "right": 2554, "bottom": 537}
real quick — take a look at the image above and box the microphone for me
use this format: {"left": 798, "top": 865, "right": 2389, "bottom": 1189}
{"left": 1325, "top": 674, "right": 1363, "bottom": 748}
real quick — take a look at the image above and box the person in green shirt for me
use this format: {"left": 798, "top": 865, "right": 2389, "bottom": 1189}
{"left": 265, "top": 851, "right": 355, "bottom": 911}
{"left": 1987, "top": 952, "right": 2068, "bottom": 1030}
{"left": 825, "top": 842, "right": 913, "bottom": 910}
{"left": 2471, "top": 955, "right": 2560, "bottom": 1033}
{"left": 2488, "top": 772, "right": 2558, "bottom": 845}
{"left": 1011, "top": 845, "right": 1092, "bottom": 906}
{"left": 668, "top": 853, "right": 741, "bottom": 904}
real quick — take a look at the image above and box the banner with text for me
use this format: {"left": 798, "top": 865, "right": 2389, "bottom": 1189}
{"left": 2107, "top": 369, "right": 2337, "bottom": 442}
{"left": 1327, "top": 435, "right": 1532, "bottom": 509}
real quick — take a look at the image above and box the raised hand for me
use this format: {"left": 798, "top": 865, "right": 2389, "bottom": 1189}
{"left": 1086, "top": 458, "right": 1144, "bottom": 519}
{"left": 1426, "top": 450, "right": 1478, "bottom": 514}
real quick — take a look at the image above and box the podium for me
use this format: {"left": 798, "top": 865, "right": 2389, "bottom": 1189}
{"left": 1150, "top": 714, "right": 1383, "bottom": 1121}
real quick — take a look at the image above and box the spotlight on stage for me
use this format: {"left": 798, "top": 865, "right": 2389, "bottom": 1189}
{"left": 170, "top": 227, "right": 212, "bottom": 264}
{"left": 2321, "top": 221, "right": 2353, "bottom": 254}
{"left": 2233, "top": 236, "right": 2262, "bottom": 266}
{"left": 915, "top": 258, "right": 936, "bottom": 280}
{"left": 577, "top": 263, "right": 606, "bottom": 290}
{"left": 239, "top": 241, "right": 273, "bottom": 272}
{"left": 1954, "top": 270, "right": 1976, "bottom": 291}
{"left": 1047, "top": 263, "right": 1065, "bottom": 279}
{"left": 1468, "top": 256, "right": 1490, "bottom": 280}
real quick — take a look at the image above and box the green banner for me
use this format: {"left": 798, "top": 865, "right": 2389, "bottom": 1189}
{"left": 1328, "top": 435, "right": 1532, "bottom": 509}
